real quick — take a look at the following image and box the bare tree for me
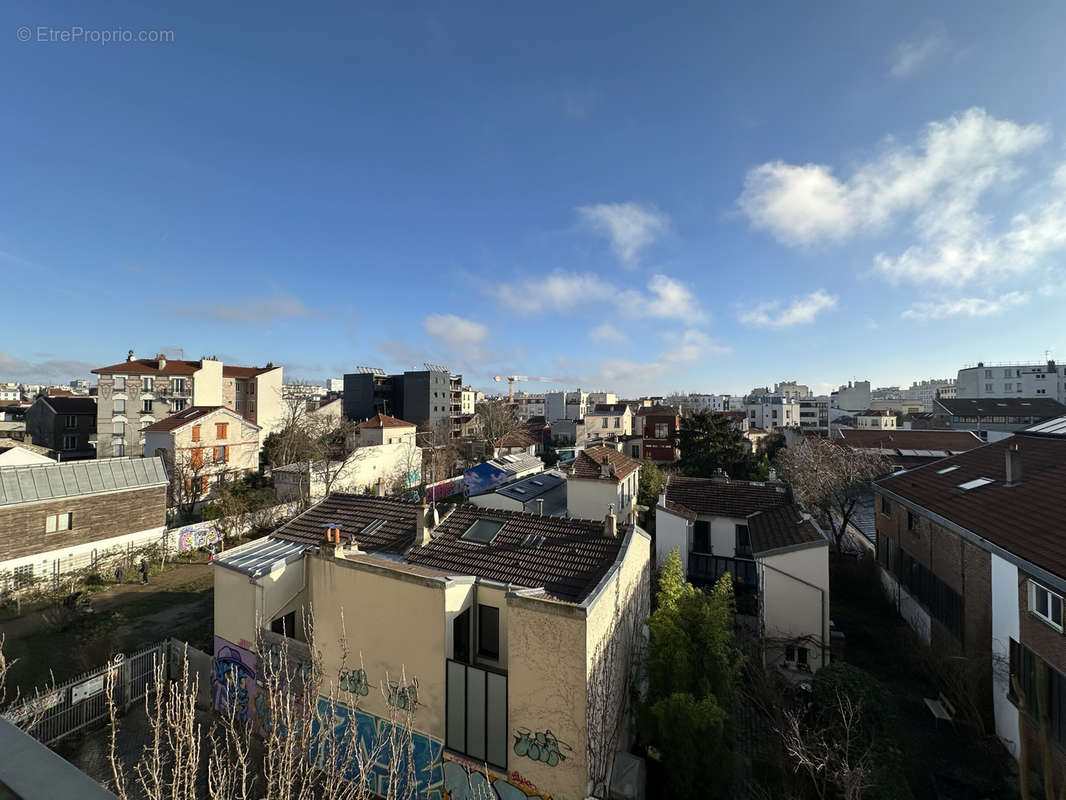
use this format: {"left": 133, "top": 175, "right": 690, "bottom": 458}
{"left": 164, "top": 446, "right": 217, "bottom": 521}
{"left": 475, "top": 400, "right": 521, "bottom": 452}
{"left": 777, "top": 438, "right": 891, "bottom": 550}
{"left": 417, "top": 419, "right": 460, "bottom": 487}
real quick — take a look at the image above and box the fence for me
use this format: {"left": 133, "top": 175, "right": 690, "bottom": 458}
{"left": 4, "top": 640, "right": 172, "bottom": 746}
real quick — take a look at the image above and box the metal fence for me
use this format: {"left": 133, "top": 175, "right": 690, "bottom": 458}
{"left": 4, "top": 640, "right": 171, "bottom": 746}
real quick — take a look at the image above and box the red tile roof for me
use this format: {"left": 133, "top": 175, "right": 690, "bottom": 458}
{"left": 141, "top": 406, "right": 247, "bottom": 433}
{"left": 358, "top": 413, "right": 416, "bottom": 430}
{"left": 93, "top": 358, "right": 202, "bottom": 376}
{"left": 569, "top": 445, "right": 641, "bottom": 481}
{"left": 664, "top": 476, "right": 789, "bottom": 519}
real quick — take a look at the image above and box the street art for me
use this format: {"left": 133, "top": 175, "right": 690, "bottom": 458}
{"left": 513, "top": 728, "right": 572, "bottom": 767}
{"left": 338, "top": 667, "right": 369, "bottom": 696}
{"left": 425, "top": 477, "right": 463, "bottom": 502}
{"left": 386, "top": 677, "right": 419, "bottom": 710}
{"left": 441, "top": 755, "right": 553, "bottom": 800}
{"left": 312, "top": 700, "right": 444, "bottom": 799}
{"left": 177, "top": 524, "right": 221, "bottom": 551}
{"left": 213, "top": 636, "right": 258, "bottom": 723}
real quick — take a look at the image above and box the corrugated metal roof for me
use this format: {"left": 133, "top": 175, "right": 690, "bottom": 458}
{"left": 0, "top": 456, "right": 168, "bottom": 506}
{"left": 214, "top": 537, "right": 310, "bottom": 578}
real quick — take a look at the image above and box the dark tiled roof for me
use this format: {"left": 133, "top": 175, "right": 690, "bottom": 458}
{"left": 569, "top": 445, "right": 641, "bottom": 481}
{"left": 876, "top": 434, "right": 1066, "bottom": 580}
{"left": 39, "top": 396, "right": 96, "bottom": 413}
{"left": 271, "top": 494, "right": 429, "bottom": 555}
{"left": 636, "top": 405, "right": 679, "bottom": 417}
{"left": 93, "top": 358, "right": 203, "bottom": 375}
{"left": 142, "top": 406, "right": 229, "bottom": 433}
{"left": 358, "top": 413, "right": 416, "bottom": 429}
{"left": 664, "top": 476, "right": 789, "bottom": 519}
{"left": 406, "top": 505, "right": 624, "bottom": 602}
{"left": 223, "top": 365, "right": 277, "bottom": 378}
{"left": 936, "top": 397, "right": 1066, "bottom": 419}
{"left": 590, "top": 404, "right": 629, "bottom": 415}
{"left": 838, "top": 429, "right": 983, "bottom": 452}
{"left": 747, "top": 504, "right": 826, "bottom": 556}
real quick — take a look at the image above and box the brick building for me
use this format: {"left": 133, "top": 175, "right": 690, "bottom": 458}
{"left": 634, "top": 405, "right": 680, "bottom": 463}
{"left": 874, "top": 418, "right": 1066, "bottom": 776}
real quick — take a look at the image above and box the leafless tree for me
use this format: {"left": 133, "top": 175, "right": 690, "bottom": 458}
{"left": 778, "top": 690, "right": 875, "bottom": 800}
{"left": 777, "top": 437, "right": 891, "bottom": 550}
{"left": 475, "top": 400, "right": 521, "bottom": 451}
{"left": 164, "top": 447, "right": 217, "bottom": 521}
{"left": 417, "top": 419, "right": 460, "bottom": 486}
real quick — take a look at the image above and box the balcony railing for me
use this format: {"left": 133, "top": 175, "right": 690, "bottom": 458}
{"left": 688, "top": 552, "right": 758, "bottom": 592}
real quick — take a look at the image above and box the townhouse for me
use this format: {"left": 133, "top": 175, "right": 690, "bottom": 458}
{"left": 92, "top": 351, "right": 283, "bottom": 458}
{"left": 874, "top": 418, "right": 1066, "bottom": 775}
{"left": 25, "top": 395, "right": 97, "bottom": 460}
{"left": 212, "top": 494, "right": 651, "bottom": 800}
{"left": 583, "top": 404, "right": 633, "bottom": 440}
{"left": 565, "top": 446, "right": 641, "bottom": 525}
{"left": 633, "top": 405, "right": 679, "bottom": 463}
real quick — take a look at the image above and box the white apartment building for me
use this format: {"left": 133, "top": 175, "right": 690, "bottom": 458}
{"left": 587, "top": 391, "right": 618, "bottom": 405}
{"left": 902, "top": 378, "right": 956, "bottom": 412}
{"left": 0, "top": 389, "right": 20, "bottom": 402}
{"left": 956, "top": 361, "right": 1064, "bottom": 402}
{"left": 460, "top": 387, "right": 475, "bottom": 415}
{"left": 830, "top": 380, "right": 872, "bottom": 412}
{"left": 678, "top": 393, "right": 734, "bottom": 412}
{"left": 854, "top": 410, "right": 897, "bottom": 430}
{"left": 773, "top": 381, "right": 811, "bottom": 400}
{"left": 545, "top": 390, "right": 590, "bottom": 422}
{"left": 744, "top": 396, "right": 800, "bottom": 429}
{"left": 326, "top": 377, "right": 344, "bottom": 393}
{"left": 511, "top": 392, "right": 546, "bottom": 421}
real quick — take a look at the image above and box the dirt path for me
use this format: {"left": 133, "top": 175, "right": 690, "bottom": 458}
{"left": 0, "top": 562, "right": 213, "bottom": 641}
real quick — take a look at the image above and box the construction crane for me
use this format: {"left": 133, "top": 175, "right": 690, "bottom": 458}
{"left": 493, "top": 375, "right": 559, "bottom": 403}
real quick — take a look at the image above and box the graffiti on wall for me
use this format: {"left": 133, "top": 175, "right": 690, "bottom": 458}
{"left": 512, "top": 728, "right": 571, "bottom": 767}
{"left": 212, "top": 636, "right": 258, "bottom": 723}
{"left": 386, "top": 677, "right": 419, "bottom": 710}
{"left": 313, "top": 699, "right": 444, "bottom": 799}
{"left": 338, "top": 667, "right": 369, "bottom": 696}
{"left": 442, "top": 755, "right": 553, "bottom": 800}
{"left": 177, "top": 524, "right": 221, "bottom": 552}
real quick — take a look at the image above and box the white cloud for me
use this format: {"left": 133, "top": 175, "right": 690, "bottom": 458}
{"left": 588, "top": 322, "right": 627, "bottom": 344}
{"left": 739, "top": 290, "right": 838, "bottom": 328}
{"left": 737, "top": 108, "right": 1066, "bottom": 286}
{"left": 901, "top": 291, "right": 1030, "bottom": 320}
{"left": 423, "top": 313, "right": 488, "bottom": 351}
{"left": 661, "top": 329, "right": 730, "bottom": 362}
{"left": 0, "top": 351, "right": 96, "bottom": 383}
{"left": 495, "top": 271, "right": 707, "bottom": 323}
{"left": 890, "top": 33, "right": 945, "bottom": 78}
{"left": 577, "top": 202, "right": 668, "bottom": 267}
{"left": 200, "top": 294, "right": 314, "bottom": 323}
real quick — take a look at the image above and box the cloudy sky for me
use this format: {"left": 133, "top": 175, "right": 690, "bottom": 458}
{"left": 3, "top": 1, "right": 1066, "bottom": 395}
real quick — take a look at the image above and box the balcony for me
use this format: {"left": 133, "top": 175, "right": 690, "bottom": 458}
{"left": 688, "top": 552, "right": 758, "bottom": 592}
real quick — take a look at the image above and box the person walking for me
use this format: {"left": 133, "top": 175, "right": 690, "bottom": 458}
{"left": 114, "top": 565, "right": 125, "bottom": 584}
{"left": 139, "top": 557, "right": 149, "bottom": 584}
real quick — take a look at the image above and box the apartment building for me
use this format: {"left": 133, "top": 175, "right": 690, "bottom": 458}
{"left": 634, "top": 405, "right": 680, "bottom": 463}
{"left": 798, "top": 397, "right": 829, "bottom": 430}
{"left": 92, "top": 351, "right": 283, "bottom": 458}
{"left": 25, "top": 395, "right": 97, "bottom": 459}
{"left": 511, "top": 392, "right": 546, "bottom": 421}
{"left": 0, "top": 456, "right": 167, "bottom": 591}
{"left": 212, "top": 494, "right": 651, "bottom": 800}
{"left": 957, "top": 360, "right": 1064, "bottom": 402}
{"left": 656, "top": 476, "right": 829, "bottom": 674}
{"left": 854, "top": 410, "right": 897, "bottom": 430}
{"left": 583, "top": 403, "right": 633, "bottom": 439}
{"left": 677, "top": 393, "right": 734, "bottom": 413}
{"left": 930, "top": 397, "right": 1066, "bottom": 437}
{"left": 873, "top": 421, "right": 1066, "bottom": 774}
{"left": 744, "top": 396, "right": 801, "bottom": 430}
{"left": 902, "top": 378, "right": 957, "bottom": 412}
{"left": 343, "top": 367, "right": 464, "bottom": 437}
{"left": 830, "top": 380, "right": 872, "bottom": 412}
{"left": 143, "top": 407, "right": 260, "bottom": 503}
{"left": 545, "top": 390, "right": 590, "bottom": 422}
{"left": 565, "top": 445, "right": 641, "bottom": 524}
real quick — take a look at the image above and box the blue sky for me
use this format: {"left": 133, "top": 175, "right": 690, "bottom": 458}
{"left": 3, "top": 1, "right": 1066, "bottom": 396}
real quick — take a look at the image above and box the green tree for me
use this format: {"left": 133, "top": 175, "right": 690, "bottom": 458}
{"left": 637, "top": 459, "right": 664, "bottom": 508}
{"left": 675, "top": 410, "right": 760, "bottom": 480}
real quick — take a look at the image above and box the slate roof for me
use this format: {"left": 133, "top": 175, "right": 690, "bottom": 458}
{"left": 663, "top": 476, "right": 789, "bottom": 519}
{"left": 494, "top": 470, "right": 566, "bottom": 501}
{"left": 39, "top": 396, "right": 96, "bottom": 414}
{"left": 271, "top": 494, "right": 427, "bottom": 554}
{"left": 747, "top": 504, "right": 827, "bottom": 556}
{"left": 936, "top": 397, "right": 1066, "bottom": 419}
{"left": 406, "top": 504, "right": 624, "bottom": 603}
{"left": 635, "top": 405, "right": 679, "bottom": 417}
{"left": 838, "top": 429, "right": 983, "bottom": 452}
{"left": 569, "top": 445, "right": 641, "bottom": 481}
{"left": 0, "top": 456, "right": 168, "bottom": 506}
{"left": 590, "top": 404, "right": 629, "bottom": 415}
{"left": 876, "top": 433, "right": 1066, "bottom": 580}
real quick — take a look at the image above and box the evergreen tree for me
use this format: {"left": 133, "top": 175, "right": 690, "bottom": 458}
{"left": 675, "top": 410, "right": 757, "bottom": 480}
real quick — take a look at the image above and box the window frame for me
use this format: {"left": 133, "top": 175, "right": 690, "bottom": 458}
{"left": 1030, "top": 580, "right": 1064, "bottom": 632}
{"left": 45, "top": 512, "right": 72, "bottom": 533}
{"left": 477, "top": 604, "right": 500, "bottom": 661}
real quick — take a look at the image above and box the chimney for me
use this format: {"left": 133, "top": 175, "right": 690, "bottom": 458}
{"left": 603, "top": 505, "right": 617, "bottom": 538}
{"left": 536, "top": 498, "right": 544, "bottom": 516}
{"left": 600, "top": 454, "right": 611, "bottom": 478}
{"left": 1006, "top": 442, "right": 1023, "bottom": 486}
{"left": 321, "top": 525, "right": 344, "bottom": 559}
{"left": 127, "top": 349, "right": 136, "bottom": 362}
{"left": 768, "top": 467, "right": 778, "bottom": 482}
{"left": 416, "top": 500, "right": 433, "bottom": 547}
{"left": 157, "top": 354, "right": 166, "bottom": 370}
{"left": 376, "top": 477, "right": 385, "bottom": 497}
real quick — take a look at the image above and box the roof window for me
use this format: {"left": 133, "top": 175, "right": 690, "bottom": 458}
{"left": 958, "top": 477, "right": 995, "bottom": 491}
{"left": 361, "top": 519, "right": 386, "bottom": 535}
{"left": 460, "top": 518, "right": 505, "bottom": 545}
{"left": 936, "top": 465, "right": 960, "bottom": 474}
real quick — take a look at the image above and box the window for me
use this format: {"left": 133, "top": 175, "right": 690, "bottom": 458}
{"left": 984, "top": 369, "right": 992, "bottom": 378}
{"left": 62, "top": 434, "right": 78, "bottom": 450}
{"left": 445, "top": 660, "right": 508, "bottom": 770}
{"left": 270, "top": 611, "right": 296, "bottom": 638}
{"left": 191, "top": 425, "right": 201, "bottom": 442}
{"left": 12, "top": 564, "right": 34, "bottom": 587}
{"left": 114, "top": 375, "right": 126, "bottom": 391}
{"left": 453, "top": 608, "right": 471, "bottom": 663}
{"left": 478, "top": 604, "right": 500, "bottom": 660}
{"left": 654, "top": 423, "right": 668, "bottom": 439}
{"left": 614, "top": 417, "right": 620, "bottom": 428}
{"left": 602, "top": 417, "right": 608, "bottom": 428}
{"left": 249, "top": 384, "right": 254, "bottom": 395}
{"left": 693, "top": 520, "right": 711, "bottom": 554}
{"left": 236, "top": 400, "right": 242, "bottom": 411}
{"left": 200, "top": 476, "right": 210, "bottom": 495}
{"left": 45, "top": 513, "right": 72, "bottom": 533}
{"left": 1030, "top": 581, "right": 1064, "bottom": 631}
{"left": 113, "top": 441, "right": 125, "bottom": 457}
{"left": 985, "top": 383, "right": 993, "bottom": 392}
{"left": 1008, "top": 638, "right": 1066, "bottom": 748}
{"left": 735, "top": 524, "right": 752, "bottom": 558}
{"left": 785, "top": 645, "right": 810, "bottom": 669}
{"left": 214, "top": 446, "right": 229, "bottom": 463}
{"left": 143, "top": 377, "right": 154, "bottom": 391}
{"left": 883, "top": 539, "right": 964, "bottom": 642}
{"left": 880, "top": 495, "right": 891, "bottom": 516}
{"left": 64, "top": 414, "right": 77, "bottom": 428}
{"left": 461, "top": 519, "right": 504, "bottom": 545}
{"left": 113, "top": 421, "right": 126, "bottom": 435}
{"left": 173, "top": 399, "right": 187, "bottom": 411}
{"left": 191, "top": 448, "right": 203, "bottom": 468}
{"left": 216, "top": 422, "right": 228, "bottom": 439}
{"left": 907, "top": 511, "right": 917, "bottom": 533}
{"left": 172, "top": 378, "right": 186, "bottom": 394}
{"left": 113, "top": 398, "right": 126, "bottom": 413}
{"left": 142, "top": 399, "right": 153, "bottom": 413}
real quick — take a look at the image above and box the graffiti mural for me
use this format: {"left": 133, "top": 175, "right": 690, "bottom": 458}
{"left": 512, "top": 728, "right": 572, "bottom": 767}
{"left": 386, "top": 677, "right": 419, "bottom": 710}
{"left": 339, "top": 667, "right": 369, "bottom": 696}
{"left": 442, "top": 755, "right": 553, "bottom": 800}
{"left": 177, "top": 524, "right": 222, "bottom": 551}
{"left": 212, "top": 636, "right": 259, "bottom": 723}
{"left": 312, "top": 700, "right": 444, "bottom": 799}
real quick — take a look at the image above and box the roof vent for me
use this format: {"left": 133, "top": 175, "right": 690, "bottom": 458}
{"left": 1006, "top": 442, "right": 1023, "bottom": 486}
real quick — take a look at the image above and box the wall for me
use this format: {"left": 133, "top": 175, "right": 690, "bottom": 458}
{"left": 759, "top": 544, "right": 830, "bottom": 672}
{"left": 192, "top": 360, "right": 223, "bottom": 407}
{"left": 566, "top": 477, "right": 621, "bottom": 524}
{"left": 991, "top": 553, "right": 1020, "bottom": 758}
{"left": 273, "top": 442, "right": 422, "bottom": 503}
{"left": 654, "top": 506, "right": 689, "bottom": 573}
{"left": 252, "top": 369, "right": 285, "bottom": 441}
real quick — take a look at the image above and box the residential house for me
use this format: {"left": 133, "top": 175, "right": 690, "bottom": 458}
{"left": 356, "top": 413, "right": 418, "bottom": 447}
{"left": 854, "top": 410, "right": 897, "bottom": 430}
{"left": 25, "top": 395, "right": 97, "bottom": 460}
{"left": 927, "top": 396, "right": 1066, "bottom": 438}
{"left": 545, "top": 390, "right": 590, "bottom": 422}
{"left": 634, "top": 405, "right": 680, "bottom": 463}
{"left": 495, "top": 430, "right": 538, "bottom": 457}
{"left": 511, "top": 392, "right": 546, "bottom": 421}
{"left": 92, "top": 351, "right": 283, "bottom": 458}
{"left": 744, "top": 396, "right": 801, "bottom": 430}
{"left": 143, "top": 407, "right": 261, "bottom": 503}
{"left": 873, "top": 420, "right": 1066, "bottom": 772}
{"left": 0, "top": 457, "right": 167, "bottom": 591}
{"left": 565, "top": 445, "right": 641, "bottom": 524}
{"left": 469, "top": 469, "right": 567, "bottom": 515}
{"left": 550, "top": 418, "right": 586, "bottom": 447}
{"left": 957, "top": 360, "right": 1064, "bottom": 402}
{"left": 212, "top": 494, "right": 651, "bottom": 800}
{"left": 584, "top": 403, "right": 633, "bottom": 439}
{"left": 308, "top": 397, "right": 344, "bottom": 426}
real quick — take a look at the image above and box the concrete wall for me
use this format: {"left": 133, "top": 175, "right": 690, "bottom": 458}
{"left": 252, "top": 368, "right": 285, "bottom": 441}
{"left": 567, "top": 477, "right": 630, "bottom": 524}
{"left": 991, "top": 553, "right": 1020, "bottom": 758}
{"left": 193, "top": 359, "right": 223, "bottom": 407}
{"left": 655, "top": 506, "right": 689, "bottom": 572}
{"left": 759, "top": 544, "right": 830, "bottom": 673}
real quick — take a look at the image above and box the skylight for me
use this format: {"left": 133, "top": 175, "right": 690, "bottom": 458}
{"left": 958, "top": 477, "right": 995, "bottom": 491}
{"left": 530, "top": 480, "right": 544, "bottom": 486}
{"left": 512, "top": 487, "right": 527, "bottom": 494}
{"left": 361, "top": 519, "right": 386, "bottom": 535}
{"left": 460, "top": 519, "right": 505, "bottom": 545}
{"left": 936, "top": 465, "right": 960, "bottom": 474}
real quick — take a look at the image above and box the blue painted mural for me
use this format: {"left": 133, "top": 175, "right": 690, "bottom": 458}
{"left": 312, "top": 699, "right": 444, "bottom": 800}
{"left": 212, "top": 636, "right": 258, "bottom": 723}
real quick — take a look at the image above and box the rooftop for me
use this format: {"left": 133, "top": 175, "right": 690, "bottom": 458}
{"left": 569, "top": 445, "right": 641, "bottom": 482}
{"left": 936, "top": 396, "right": 1066, "bottom": 419}
{"left": 141, "top": 406, "right": 248, "bottom": 433}
{"left": 663, "top": 475, "right": 789, "bottom": 519}
{"left": 876, "top": 432, "right": 1066, "bottom": 581}
{"left": 838, "top": 429, "right": 983, "bottom": 452}
{"left": 747, "top": 504, "right": 827, "bottom": 556}
{"left": 635, "top": 404, "right": 679, "bottom": 416}
{"left": 271, "top": 494, "right": 427, "bottom": 554}
{"left": 357, "top": 413, "right": 416, "bottom": 430}
{"left": 36, "top": 395, "right": 96, "bottom": 414}
{"left": 0, "top": 456, "right": 168, "bottom": 506}
{"left": 493, "top": 470, "right": 566, "bottom": 502}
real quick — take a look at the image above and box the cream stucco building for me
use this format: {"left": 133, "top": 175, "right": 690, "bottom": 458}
{"left": 212, "top": 494, "right": 651, "bottom": 800}
{"left": 565, "top": 446, "right": 641, "bottom": 525}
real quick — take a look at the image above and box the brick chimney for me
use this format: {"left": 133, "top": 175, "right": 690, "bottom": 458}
{"left": 1006, "top": 442, "right": 1023, "bottom": 486}
{"left": 604, "top": 504, "right": 617, "bottom": 538}
{"left": 321, "top": 525, "right": 344, "bottom": 559}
